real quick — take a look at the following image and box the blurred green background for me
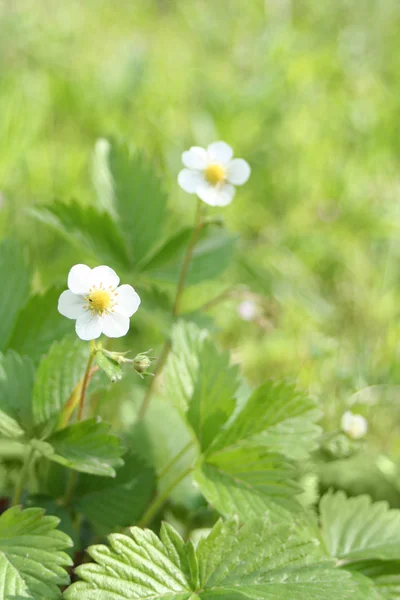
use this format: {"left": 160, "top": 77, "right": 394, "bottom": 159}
{"left": 1, "top": 0, "right": 400, "bottom": 461}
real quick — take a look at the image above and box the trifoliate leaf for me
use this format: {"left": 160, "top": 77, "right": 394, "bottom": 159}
{"left": 32, "top": 336, "right": 90, "bottom": 436}
{"left": 8, "top": 287, "right": 71, "bottom": 364}
{"left": 166, "top": 321, "right": 239, "bottom": 451}
{"left": 320, "top": 491, "right": 400, "bottom": 561}
{"left": 209, "top": 379, "right": 322, "bottom": 459}
{"left": 0, "top": 351, "right": 35, "bottom": 439}
{"left": 109, "top": 143, "right": 167, "bottom": 266}
{"left": 95, "top": 351, "right": 123, "bottom": 383}
{"left": 64, "top": 517, "right": 359, "bottom": 600}
{"left": 0, "top": 240, "right": 31, "bottom": 352}
{"left": 30, "top": 200, "right": 131, "bottom": 270}
{"left": 0, "top": 505, "right": 73, "bottom": 600}
{"left": 165, "top": 324, "right": 313, "bottom": 521}
{"left": 46, "top": 418, "right": 124, "bottom": 477}
{"left": 74, "top": 451, "right": 156, "bottom": 535}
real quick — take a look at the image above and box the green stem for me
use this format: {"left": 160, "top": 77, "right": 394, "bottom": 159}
{"left": 64, "top": 471, "right": 77, "bottom": 508}
{"left": 138, "top": 200, "right": 203, "bottom": 420}
{"left": 173, "top": 198, "right": 203, "bottom": 317}
{"left": 77, "top": 341, "right": 96, "bottom": 422}
{"left": 137, "top": 340, "right": 171, "bottom": 420}
{"left": 157, "top": 440, "right": 194, "bottom": 480}
{"left": 64, "top": 341, "right": 96, "bottom": 507}
{"left": 13, "top": 446, "right": 35, "bottom": 506}
{"left": 138, "top": 465, "right": 193, "bottom": 528}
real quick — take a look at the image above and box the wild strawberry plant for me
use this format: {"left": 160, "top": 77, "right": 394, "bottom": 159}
{"left": 0, "top": 140, "right": 397, "bottom": 600}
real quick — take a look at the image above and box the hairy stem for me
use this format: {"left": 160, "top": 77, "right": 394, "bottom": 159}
{"left": 64, "top": 341, "right": 96, "bottom": 508}
{"left": 13, "top": 446, "right": 35, "bottom": 506}
{"left": 138, "top": 200, "right": 203, "bottom": 420}
{"left": 138, "top": 465, "right": 193, "bottom": 528}
{"left": 59, "top": 366, "right": 99, "bottom": 429}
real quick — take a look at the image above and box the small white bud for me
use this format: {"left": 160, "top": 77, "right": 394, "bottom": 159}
{"left": 341, "top": 410, "right": 368, "bottom": 439}
{"left": 238, "top": 300, "right": 258, "bottom": 321}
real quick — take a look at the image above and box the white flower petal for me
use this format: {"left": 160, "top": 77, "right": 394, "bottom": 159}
{"left": 197, "top": 182, "right": 236, "bottom": 207}
{"left": 227, "top": 158, "right": 251, "bottom": 185}
{"left": 58, "top": 290, "right": 86, "bottom": 320}
{"left": 101, "top": 312, "right": 130, "bottom": 338}
{"left": 68, "top": 264, "right": 92, "bottom": 295}
{"left": 75, "top": 312, "right": 103, "bottom": 341}
{"left": 90, "top": 265, "right": 120, "bottom": 290}
{"left": 182, "top": 147, "right": 208, "bottom": 170}
{"left": 114, "top": 284, "right": 141, "bottom": 317}
{"left": 207, "top": 141, "right": 233, "bottom": 165}
{"left": 178, "top": 169, "right": 205, "bottom": 194}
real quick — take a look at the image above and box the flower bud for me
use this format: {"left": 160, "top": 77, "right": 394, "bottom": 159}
{"left": 133, "top": 352, "right": 153, "bottom": 375}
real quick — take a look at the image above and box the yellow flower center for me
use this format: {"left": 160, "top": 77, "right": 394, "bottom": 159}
{"left": 87, "top": 289, "right": 112, "bottom": 314}
{"left": 204, "top": 163, "right": 226, "bottom": 185}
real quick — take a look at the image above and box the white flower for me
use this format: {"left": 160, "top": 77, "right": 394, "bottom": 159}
{"left": 238, "top": 300, "right": 258, "bottom": 321}
{"left": 178, "top": 141, "right": 251, "bottom": 207}
{"left": 58, "top": 264, "right": 140, "bottom": 341}
{"left": 341, "top": 410, "right": 368, "bottom": 439}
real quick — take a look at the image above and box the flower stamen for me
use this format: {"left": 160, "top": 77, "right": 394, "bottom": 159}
{"left": 86, "top": 289, "right": 112, "bottom": 315}
{"left": 204, "top": 163, "right": 226, "bottom": 185}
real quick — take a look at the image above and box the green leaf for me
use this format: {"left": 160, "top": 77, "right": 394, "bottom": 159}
{"left": 0, "top": 505, "right": 72, "bottom": 600}
{"left": 91, "top": 138, "right": 116, "bottom": 217}
{"left": 0, "top": 240, "right": 31, "bottom": 351}
{"left": 7, "top": 287, "right": 71, "bottom": 364}
{"left": 95, "top": 351, "right": 123, "bottom": 383}
{"left": 320, "top": 491, "right": 400, "bottom": 561}
{"left": 147, "top": 228, "right": 237, "bottom": 285}
{"left": 345, "top": 571, "right": 385, "bottom": 600}
{"left": 74, "top": 451, "right": 156, "bottom": 535}
{"left": 165, "top": 325, "right": 310, "bottom": 520}
{"left": 187, "top": 341, "right": 238, "bottom": 452}
{"left": 109, "top": 143, "right": 167, "bottom": 265}
{"left": 347, "top": 560, "right": 400, "bottom": 600}
{"left": 32, "top": 336, "right": 90, "bottom": 436}
{"left": 166, "top": 321, "right": 239, "bottom": 451}
{"left": 195, "top": 448, "right": 301, "bottom": 521}
{"left": 30, "top": 200, "right": 131, "bottom": 269}
{"left": 209, "top": 379, "right": 322, "bottom": 459}
{"left": 26, "top": 495, "right": 78, "bottom": 556}
{"left": 0, "top": 351, "right": 35, "bottom": 439}
{"left": 46, "top": 418, "right": 124, "bottom": 476}
{"left": 165, "top": 321, "right": 207, "bottom": 413}
{"left": 131, "top": 395, "right": 198, "bottom": 507}
{"left": 64, "top": 517, "right": 359, "bottom": 600}
{"left": 139, "top": 227, "right": 192, "bottom": 272}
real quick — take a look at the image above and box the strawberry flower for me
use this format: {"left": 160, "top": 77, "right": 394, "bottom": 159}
{"left": 178, "top": 141, "right": 250, "bottom": 207}
{"left": 58, "top": 264, "right": 140, "bottom": 341}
